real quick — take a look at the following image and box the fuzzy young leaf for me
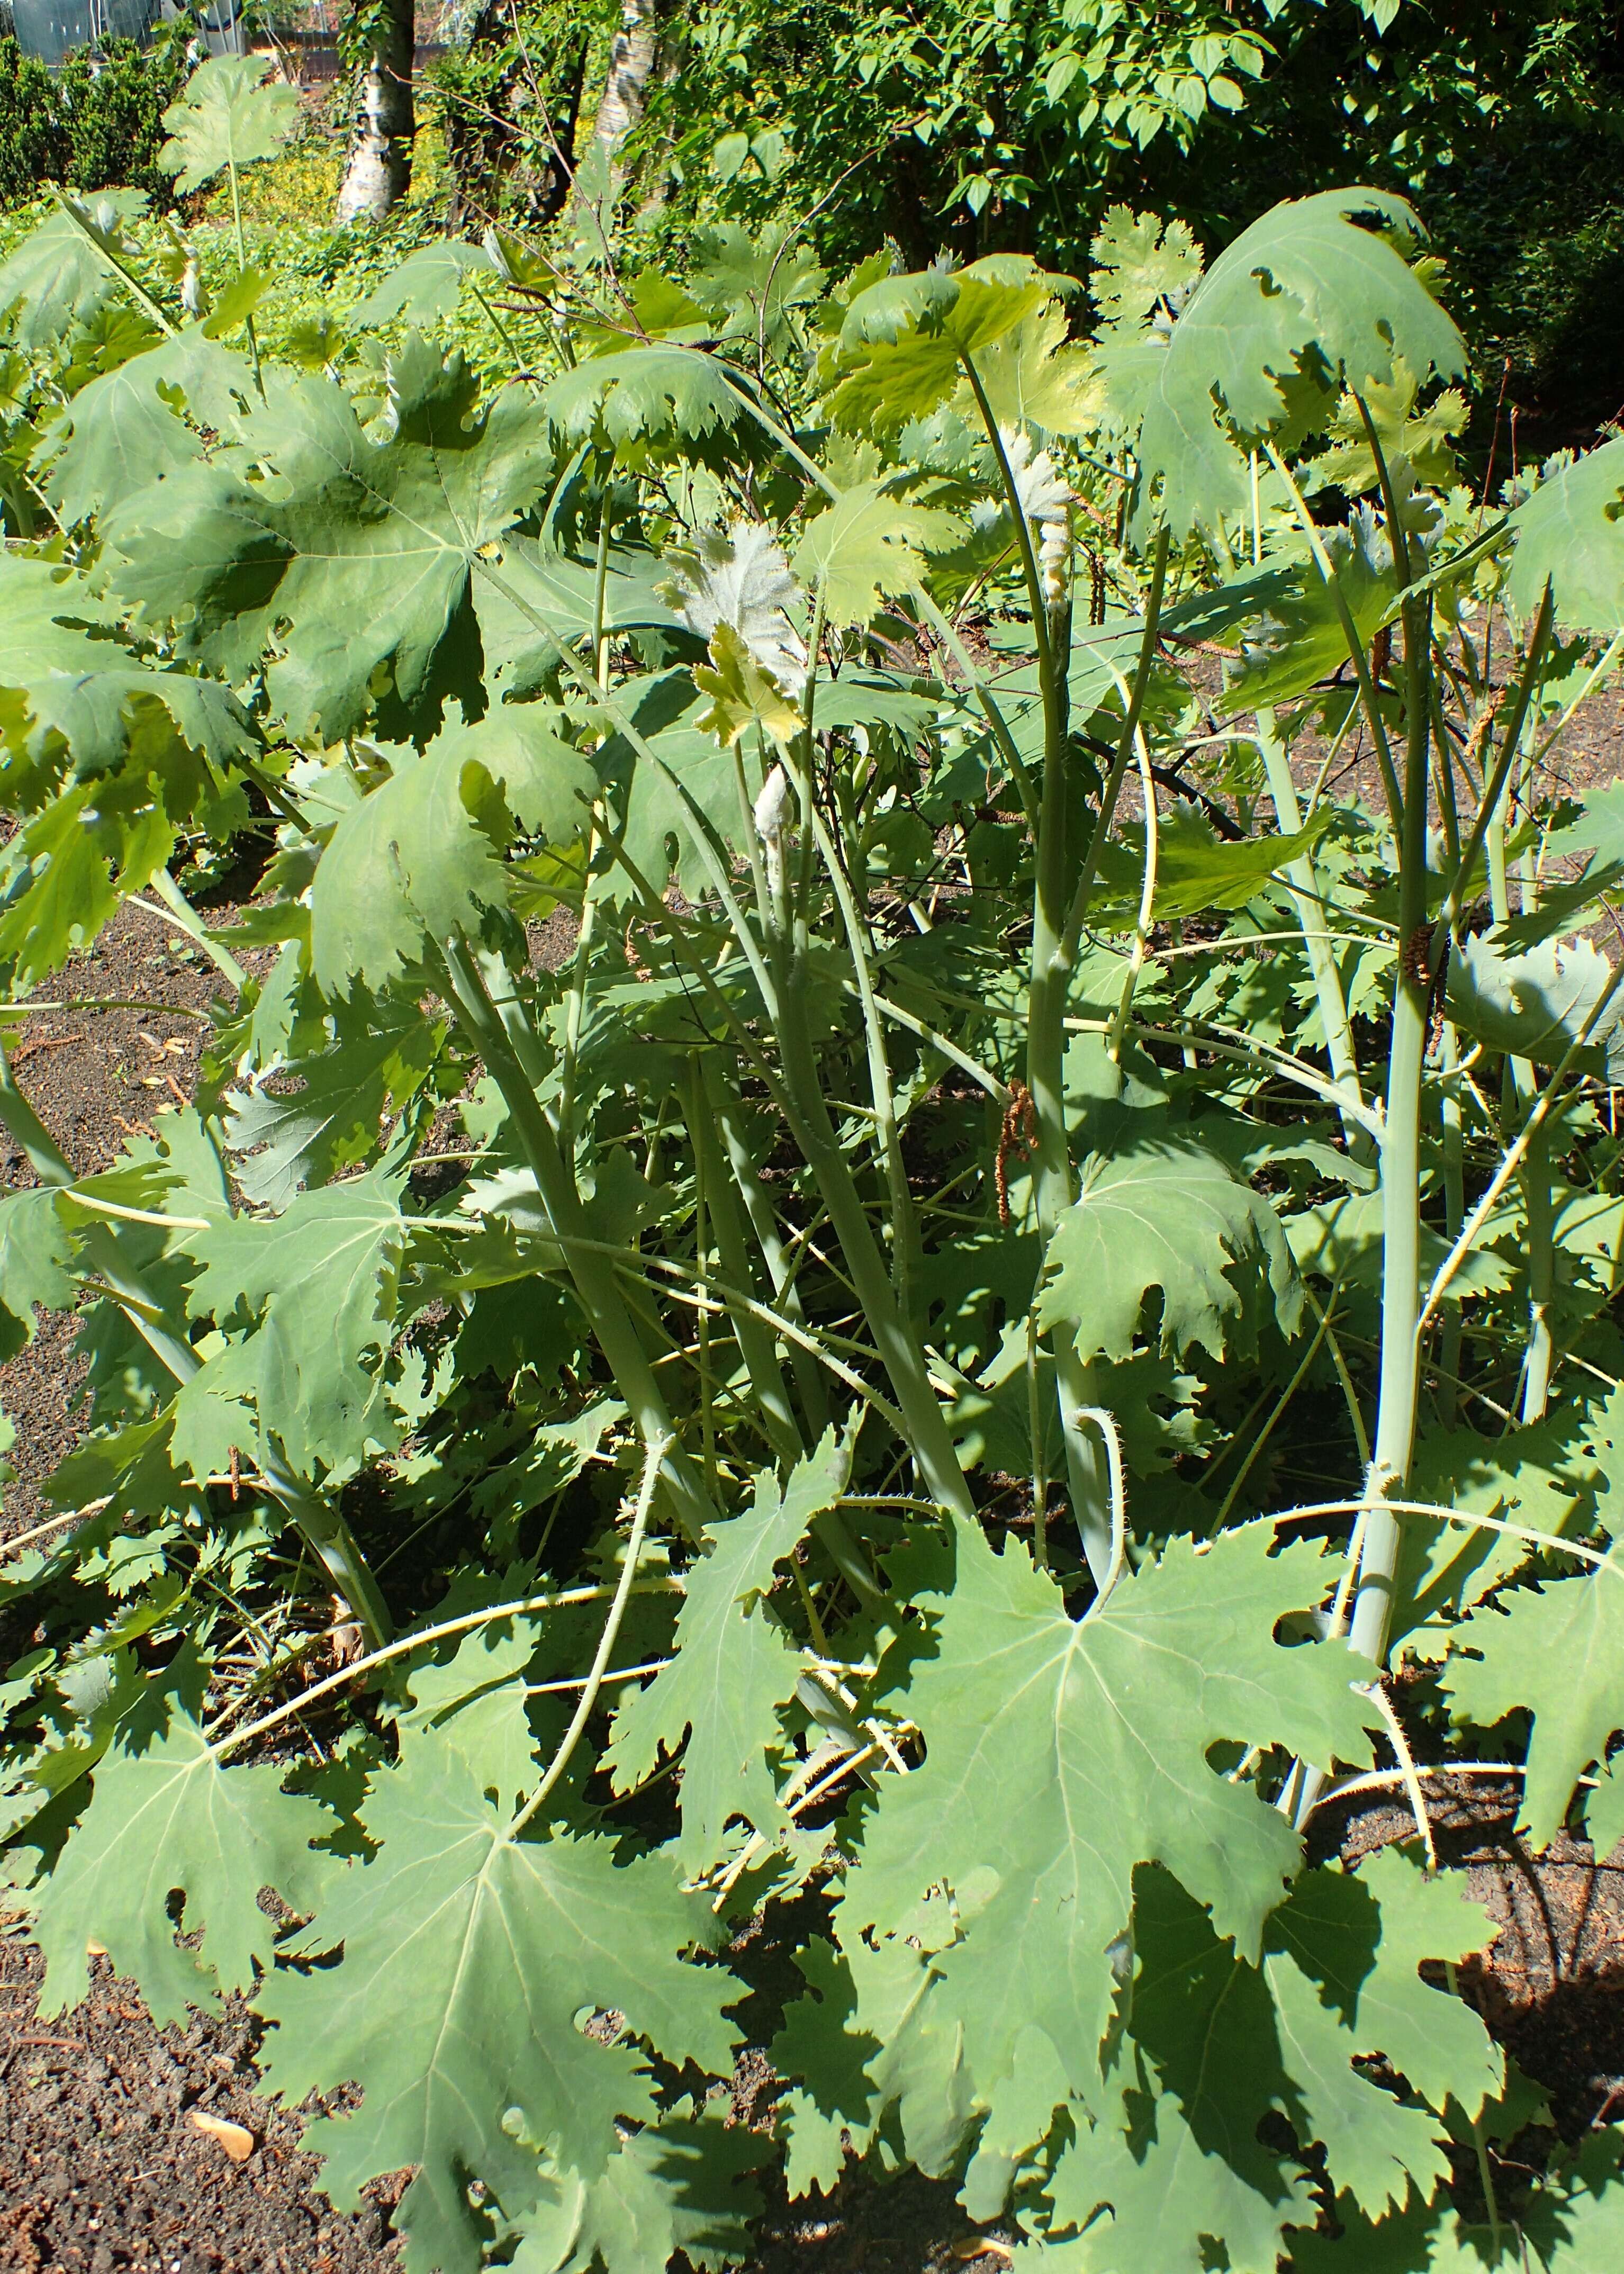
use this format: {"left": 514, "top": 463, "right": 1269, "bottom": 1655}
{"left": 793, "top": 480, "right": 962, "bottom": 624}
{"left": 661, "top": 521, "right": 805, "bottom": 683}
{"left": 692, "top": 621, "right": 802, "bottom": 748}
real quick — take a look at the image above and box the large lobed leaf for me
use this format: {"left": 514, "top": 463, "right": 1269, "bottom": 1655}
{"left": 0, "top": 554, "right": 256, "bottom": 784}
{"left": 1039, "top": 1123, "right": 1302, "bottom": 1361}
{"left": 33, "top": 1658, "right": 328, "bottom": 2026}
{"left": 1508, "top": 436, "right": 1624, "bottom": 634}
{"left": 1442, "top": 1553, "right": 1624, "bottom": 1849}
{"left": 838, "top": 1516, "right": 1375, "bottom": 2120}
{"left": 1131, "top": 190, "right": 1466, "bottom": 539}
{"left": 257, "top": 1726, "right": 741, "bottom": 2274}
{"left": 182, "top": 1165, "right": 407, "bottom": 1475}
{"left": 110, "top": 338, "right": 554, "bottom": 742}
{"left": 308, "top": 708, "right": 595, "bottom": 995}
{"left": 158, "top": 56, "right": 299, "bottom": 194}
{"left": 605, "top": 1434, "right": 846, "bottom": 1875}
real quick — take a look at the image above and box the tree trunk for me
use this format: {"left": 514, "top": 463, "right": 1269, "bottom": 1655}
{"left": 444, "top": 7, "right": 589, "bottom": 236}
{"left": 585, "top": 0, "right": 658, "bottom": 179}
{"left": 336, "top": 0, "right": 416, "bottom": 224}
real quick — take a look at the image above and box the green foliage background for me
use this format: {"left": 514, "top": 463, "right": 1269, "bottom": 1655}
{"left": 0, "top": 30, "right": 192, "bottom": 207}
{"left": 2, "top": 2, "right": 1620, "bottom": 441}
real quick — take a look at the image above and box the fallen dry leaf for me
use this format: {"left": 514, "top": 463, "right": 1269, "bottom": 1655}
{"left": 190, "top": 2109, "right": 255, "bottom": 2163}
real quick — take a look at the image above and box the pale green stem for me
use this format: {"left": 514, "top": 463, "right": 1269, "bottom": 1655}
{"left": 225, "top": 154, "right": 265, "bottom": 399}
{"left": 1447, "top": 584, "right": 1555, "bottom": 937}
{"left": 692, "top": 1079, "right": 717, "bottom": 1497}
{"left": 781, "top": 745, "right": 923, "bottom": 1333}
{"left": 54, "top": 190, "right": 175, "bottom": 334}
{"left": 1437, "top": 1023, "right": 1464, "bottom": 1428}
{"left": 508, "top": 1432, "right": 667, "bottom": 1838}
{"left": 1519, "top": 1107, "right": 1554, "bottom": 1424}
{"left": 592, "top": 495, "right": 614, "bottom": 689}
{"left": 439, "top": 936, "right": 715, "bottom": 1541}
{"left": 1255, "top": 707, "right": 1370, "bottom": 1160}
{"left": 1265, "top": 441, "right": 1403, "bottom": 834}
{"left": 1347, "top": 585, "right": 1433, "bottom": 1674}
{"left": 773, "top": 941, "right": 973, "bottom": 1517}
{"left": 1105, "top": 718, "right": 1159, "bottom": 1059}
{"left": 146, "top": 868, "right": 249, "bottom": 992}
{"left": 1044, "top": 532, "right": 1171, "bottom": 1586}
{"left": 558, "top": 811, "right": 603, "bottom": 1159}
{"left": 705, "top": 1056, "right": 832, "bottom": 1440}
{"left": 683, "top": 1059, "right": 804, "bottom": 1468}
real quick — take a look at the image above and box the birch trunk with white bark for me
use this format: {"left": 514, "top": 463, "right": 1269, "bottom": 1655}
{"left": 336, "top": 0, "right": 417, "bottom": 223}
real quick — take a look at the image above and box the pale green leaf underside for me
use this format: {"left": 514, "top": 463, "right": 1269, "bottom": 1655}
{"left": 1133, "top": 189, "right": 1465, "bottom": 538}
{"left": 1508, "top": 435, "right": 1624, "bottom": 633}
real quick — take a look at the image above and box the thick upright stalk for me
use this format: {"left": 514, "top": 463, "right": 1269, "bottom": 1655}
{"left": 1255, "top": 707, "right": 1371, "bottom": 1162}
{"left": 1519, "top": 1109, "right": 1554, "bottom": 1424}
{"left": 684, "top": 1059, "right": 805, "bottom": 1468}
{"left": 705, "top": 1059, "right": 831, "bottom": 1439}
{"left": 773, "top": 954, "right": 973, "bottom": 1519}
{"left": 1348, "top": 591, "right": 1434, "bottom": 1671}
{"left": 784, "top": 752, "right": 923, "bottom": 1332}
{"left": 1033, "top": 532, "right": 1169, "bottom": 1585}
{"left": 439, "top": 937, "right": 716, "bottom": 1541}
{"left": 1437, "top": 1023, "right": 1464, "bottom": 1427}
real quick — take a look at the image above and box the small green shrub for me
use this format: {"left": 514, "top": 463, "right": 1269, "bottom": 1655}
{"left": 0, "top": 28, "right": 191, "bottom": 209}
{"left": 0, "top": 37, "right": 70, "bottom": 202}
